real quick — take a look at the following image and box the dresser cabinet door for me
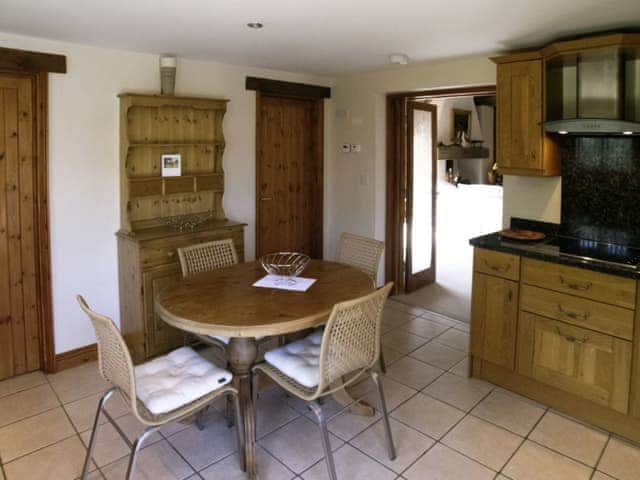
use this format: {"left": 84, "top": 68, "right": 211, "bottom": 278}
{"left": 471, "top": 273, "right": 519, "bottom": 371}
{"left": 518, "top": 311, "right": 631, "bottom": 414}
{"left": 142, "top": 264, "right": 185, "bottom": 357}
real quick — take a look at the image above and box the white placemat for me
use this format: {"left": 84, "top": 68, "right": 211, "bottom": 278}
{"left": 253, "top": 274, "right": 316, "bottom": 292}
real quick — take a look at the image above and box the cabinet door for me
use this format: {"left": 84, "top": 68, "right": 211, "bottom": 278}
{"left": 471, "top": 273, "right": 519, "bottom": 371}
{"left": 518, "top": 312, "right": 631, "bottom": 414}
{"left": 497, "top": 60, "right": 543, "bottom": 173}
{"left": 142, "top": 264, "right": 185, "bottom": 357}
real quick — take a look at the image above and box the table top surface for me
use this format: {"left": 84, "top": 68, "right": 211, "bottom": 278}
{"left": 155, "top": 259, "right": 374, "bottom": 337}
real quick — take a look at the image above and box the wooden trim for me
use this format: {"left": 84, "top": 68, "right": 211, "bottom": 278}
{"left": 246, "top": 76, "right": 331, "bottom": 99}
{"left": 0, "top": 47, "right": 66, "bottom": 73}
{"left": 54, "top": 343, "right": 98, "bottom": 372}
{"left": 385, "top": 85, "right": 496, "bottom": 293}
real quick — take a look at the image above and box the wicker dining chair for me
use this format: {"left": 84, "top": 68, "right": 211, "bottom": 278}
{"left": 336, "top": 232, "right": 388, "bottom": 372}
{"left": 77, "top": 295, "right": 245, "bottom": 480}
{"left": 253, "top": 283, "right": 395, "bottom": 480}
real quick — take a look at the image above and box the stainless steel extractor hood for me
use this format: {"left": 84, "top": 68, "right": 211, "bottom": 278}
{"left": 543, "top": 46, "right": 640, "bottom": 135}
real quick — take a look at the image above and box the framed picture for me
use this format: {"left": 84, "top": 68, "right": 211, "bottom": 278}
{"left": 161, "top": 154, "right": 181, "bottom": 177}
{"left": 451, "top": 109, "right": 472, "bottom": 142}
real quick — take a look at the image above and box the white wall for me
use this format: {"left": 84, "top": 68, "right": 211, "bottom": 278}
{"left": 0, "top": 32, "right": 333, "bottom": 354}
{"left": 328, "top": 56, "right": 563, "bottom": 284}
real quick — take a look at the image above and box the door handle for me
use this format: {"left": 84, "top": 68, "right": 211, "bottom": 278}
{"left": 558, "top": 275, "right": 592, "bottom": 291}
{"left": 557, "top": 304, "right": 590, "bottom": 321}
{"left": 555, "top": 326, "right": 588, "bottom": 344}
{"left": 260, "top": 197, "right": 273, "bottom": 201}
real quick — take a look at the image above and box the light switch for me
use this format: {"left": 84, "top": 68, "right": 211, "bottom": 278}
{"left": 341, "top": 143, "right": 352, "bottom": 153}
{"left": 351, "top": 144, "right": 362, "bottom": 153}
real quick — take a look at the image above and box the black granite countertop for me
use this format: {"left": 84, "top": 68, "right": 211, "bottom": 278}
{"left": 469, "top": 219, "right": 640, "bottom": 280}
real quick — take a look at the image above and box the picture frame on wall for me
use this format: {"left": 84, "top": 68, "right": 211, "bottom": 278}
{"left": 161, "top": 154, "right": 181, "bottom": 177}
{"left": 451, "top": 108, "right": 472, "bottom": 142}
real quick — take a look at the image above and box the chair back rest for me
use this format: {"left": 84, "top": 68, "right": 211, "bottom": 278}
{"left": 76, "top": 295, "right": 137, "bottom": 406}
{"left": 177, "top": 238, "right": 239, "bottom": 277}
{"left": 317, "top": 283, "right": 393, "bottom": 392}
{"left": 336, "top": 232, "right": 384, "bottom": 280}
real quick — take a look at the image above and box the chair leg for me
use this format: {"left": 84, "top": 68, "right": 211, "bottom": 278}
{"left": 308, "top": 401, "right": 338, "bottom": 480}
{"left": 225, "top": 362, "right": 235, "bottom": 428}
{"left": 80, "top": 387, "right": 116, "bottom": 480}
{"left": 195, "top": 409, "right": 206, "bottom": 431}
{"left": 231, "top": 393, "right": 246, "bottom": 473}
{"left": 379, "top": 347, "right": 387, "bottom": 374}
{"left": 370, "top": 371, "right": 396, "bottom": 460}
{"left": 125, "top": 427, "right": 157, "bottom": 480}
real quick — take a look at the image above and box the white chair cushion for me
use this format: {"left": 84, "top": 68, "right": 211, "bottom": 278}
{"left": 205, "top": 335, "right": 266, "bottom": 344}
{"left": 135, "top": 346, "right": 232, "bottom": 415}
{"left": 264, "top": 330, "right": 323, "bottom": 388}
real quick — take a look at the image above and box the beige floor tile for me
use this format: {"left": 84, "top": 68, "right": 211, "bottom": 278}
{"left": 423, "top": 372, "right": 493, "bottom": 411}
{"left": 350, "top": 375, "right": 418, "bottom": 412}
{"left": 0, "top": 406, "right": 75, "bottom": 462}
{"left": 592, "top": 472, "right": 616, "bottom": 480}
{"left": 433, "top": 329, "right": 469, "bottom": 352}
{"left": 529, "top": 411, "right": 608, "bottom": 466}
{"left": 400, "top": 317, "right": 449, "bottom": 340}
{"left": 381, "top": 330, "right": 429, "bottom": 355}
{"left": 442, "top": 416, "right": 522, "bottom": 471}
{"left": 391, "top": 393, "right": 465, "bottom": 439}
{"left": 0, "top": 383, "right": 59, "bottom": 427}
{"left": 0, "top": 371, "right": 47, "bottom": 398}
{"left": 404, "top": 443, "right": 495, "bottom": 480}
{"left": 351, "top": 418, "right": 435, "bottom": 473}
{"left": 451, "top": 320, "right": 470, "bottom": 333}
{"left": 381, "top": 346, "right": 406, "bottom": 367}
{"left": 47, "top": 361, "right": 110, "bottom": 403}
{"left": 381, "top": 308, "right": 414, "bottom": 330}
{"left": 101, "top": 440, "right": 194, "bottom": 480}
{"left": 167, "top": 413, "right": 239, "bottom": 471}
{"left": 471, "top": 389, "right": 545, "bottom": 436}
{"left": 448, "top": 357, "right": 470, "bottom": 377}
{"left": 409, "top": 341, "right": 467, "bottom": 370}
{"left": 598, "top": 436, "right": 640, "bottom": 480}
{"left": 3, "top": 436, "right": 91, "bottom": 480}
{"left": 386, "top": 300, "right": 426, "bottom": 316}
{"left": 503, "top": 440, "right": 593, "bottom": 480}
{"left": 419, "top": 311, "right": 459, "bottom": 328}
{"left": 326, "top": 409, "right": 381, "bottom": 441}
{"left": 301, "top": 444, "right": 396, "bottom": 480}
{"left": 385, "top": 357, "right": 443, "bottom": 390}
{"left": 113, "top": 413, "right": 163, "bottom": 445}
{"left": 158, "top": 419, "right": 192, "bottom": 438}
{"left": 200, "top": 446, "right": 294, "bottom": 480}
{"left": 64, "top": 390, "right": 129, "bottom": 432}
{"left": 259, "top": 416, "right": 343, "bottom": 474}
{"left": 255, "top": 388, "right": 301, "bottom": 439}
{"left": 80, "top": 421, "right": 131, "bottom": 467}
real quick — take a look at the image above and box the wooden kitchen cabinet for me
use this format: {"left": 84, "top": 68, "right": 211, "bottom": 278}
{"left": 518, "top": 311, "right": 632, "bottom": 414}
{"left": 470, "top": 272, "right": 519, "bottom": 371}
{"left": 494, "top": 58, "right": 561, "bottom": 176}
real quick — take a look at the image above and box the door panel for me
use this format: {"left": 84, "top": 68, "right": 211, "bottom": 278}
{"left": 518, "top": 311, "right": 631, "bottom": 413}
{"left": 0, "top": 74, "right": 40, "bottom": 380}
{"left": 405, "top": 102, "right": 436, "bottom": 291}
{"left": 256, "top": 95, "right": 322, "bottom": 257}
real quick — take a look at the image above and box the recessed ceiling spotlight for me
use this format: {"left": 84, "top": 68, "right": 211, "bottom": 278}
{"left": 247, "top": 22, "right": 264, "bottom": 29}
{"left": 558, "top": 130, "right": 568, "bottom": 135}
{"left": 389, "top": 53, "right": 409, "bottom": 65}
{"left": 622, "top": 131, "right": 634, "bottom": 135}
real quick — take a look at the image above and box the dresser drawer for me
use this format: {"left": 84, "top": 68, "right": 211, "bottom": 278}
{"left": 474, "top": 248, "right": 520, "bottom": 281}
{"left": 520, "top": 284, "right": 634, "bottom": 340}
{"left": 518, "top": 311, "right": 631, "bottom": 414}
{"left": 140, "top": 227, "right": 244, "bottom": 269}
{"left": 522, "top": 258, "right": 636, "bottom": 309}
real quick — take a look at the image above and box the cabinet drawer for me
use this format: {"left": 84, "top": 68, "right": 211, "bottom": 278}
{"left": 474, "top": 248, "right": 520, "bottom": 281}
{"left": 518, "top": 311, "right": 631, "bottom": 414}
{"left": 520, "top": 284, "right": 634, "bottom": 340}
{"left": 140, "top": 228, "right": 244, "bottom": 269}
{"left": 522, "top": 258, "right": 636, "bottom": 309}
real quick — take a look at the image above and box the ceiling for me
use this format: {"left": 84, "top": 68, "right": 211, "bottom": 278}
{"left": 1, "top": 0, "right": 639, "bottom": 75}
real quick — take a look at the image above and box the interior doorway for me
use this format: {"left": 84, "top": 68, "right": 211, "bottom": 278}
{"left": 387, "top": 86, "right": 501, "bottom": 322}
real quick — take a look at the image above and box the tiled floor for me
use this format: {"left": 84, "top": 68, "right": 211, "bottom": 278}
{"left": 1, "top": 299, "right": 640, "bottom": 479}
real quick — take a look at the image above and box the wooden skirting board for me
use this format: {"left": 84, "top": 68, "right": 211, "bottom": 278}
{"left": 55, "top": 343, "right": 98, "bottom": 372}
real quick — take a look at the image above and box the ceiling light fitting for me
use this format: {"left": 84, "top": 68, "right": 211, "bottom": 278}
{"left": 389, "top": 53, "right": 409, "bottom": 65}
{"left": 247, "top": 22, "right": 264, "bottom": 29}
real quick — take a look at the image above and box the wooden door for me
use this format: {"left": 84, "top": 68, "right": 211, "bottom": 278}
{"left": 470, "top": 272, "right": 519, "bottom": 371}
{"left": 496, "top": 60, "right": 543, "bottom": 172}
{"left": 518, "top": 311, "right": 632, "bottom": 413}
{"left": 405, "top": 102, "right": 437, "bottom": 292}
{"left": 0, "top": 74, "right": 41, "bottom": 380}
{"left": 256, "top": 94, "right": 323, "bottom": 258}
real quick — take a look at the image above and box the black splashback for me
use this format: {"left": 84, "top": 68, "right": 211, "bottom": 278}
{"left": 561, "top": 136, "right": 640, "bottom": 247}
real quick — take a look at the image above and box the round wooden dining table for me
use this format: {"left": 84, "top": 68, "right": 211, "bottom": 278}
{"left": 155, "top": 259, "right": 375, "bottom": 478}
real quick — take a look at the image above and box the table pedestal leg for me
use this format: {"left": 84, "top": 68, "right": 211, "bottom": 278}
{"left": 228, "top": 338, "right": 258, "bottom": 478}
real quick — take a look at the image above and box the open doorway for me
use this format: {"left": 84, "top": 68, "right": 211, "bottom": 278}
{"left": 386, "top": 86, "right": 502, "bottom": 322}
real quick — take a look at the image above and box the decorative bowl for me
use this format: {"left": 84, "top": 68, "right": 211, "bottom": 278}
{"left": 260, "top": 252, "right": 310, "bottom": 281}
